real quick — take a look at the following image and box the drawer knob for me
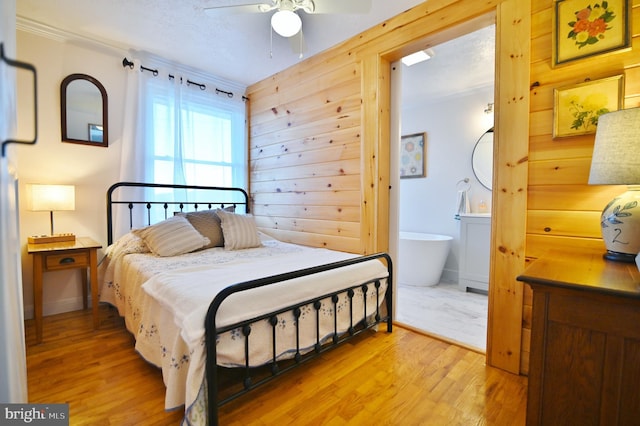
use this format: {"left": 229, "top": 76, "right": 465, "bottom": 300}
{"left": 59, "top": 257, "right": 75, "bottom": 265}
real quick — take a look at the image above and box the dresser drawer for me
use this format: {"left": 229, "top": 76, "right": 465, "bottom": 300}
{"left": 44, "top": 250, "right": 89, "bottom": 270}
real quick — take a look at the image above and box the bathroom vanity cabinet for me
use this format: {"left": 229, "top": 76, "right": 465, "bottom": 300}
{"left": 518, "top": 248, "right": 640, "bottom": 425}
{"left": 458, "top": 214, "right": 491, "bottom": 292}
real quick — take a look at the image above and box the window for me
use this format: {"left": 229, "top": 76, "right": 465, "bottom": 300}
{"left": 149, "top": 82, "right": 246, "bottom": 189}
{"left": 116, "top": 63, "right": 247, "bottom": 234}
{"left": 147, "top": 79, "right": 246, "bottom": 217}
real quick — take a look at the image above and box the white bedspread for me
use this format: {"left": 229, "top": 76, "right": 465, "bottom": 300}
{"left": 98, "top": 234, "right": 389, "bottom": 419}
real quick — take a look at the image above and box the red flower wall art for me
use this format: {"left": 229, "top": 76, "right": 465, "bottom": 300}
{"left": 553, "top": 0, "right": 631, "bottom": 66}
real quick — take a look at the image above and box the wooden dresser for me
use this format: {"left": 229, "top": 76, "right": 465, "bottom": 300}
{"left": 517, "top": 247, "right": 640, "bottom": 426}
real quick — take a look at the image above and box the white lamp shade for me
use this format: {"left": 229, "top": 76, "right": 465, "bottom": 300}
{"left": 29, "top": 184, "right": 75, "bottom": 211}
{"left": 271, "top": 10, "right": 302, "bottom": 37}
{"left": 588, "top": 107, "right": 640, "bottom": 185}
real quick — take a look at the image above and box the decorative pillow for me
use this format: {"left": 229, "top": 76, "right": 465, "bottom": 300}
{"left": 216, "top": 209, "right": 262, "bottom": 250}
{"left": 181, "top": 206, "right": 235, "bottom": 249}
{"left": 107, "top": 232, "right": 150, "bottom": 258}
{"left": 132, "top": 215, "right": 210, "bottom": 257}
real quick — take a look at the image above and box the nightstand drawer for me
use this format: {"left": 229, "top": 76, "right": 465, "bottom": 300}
{"left": 44, "top": 251, "right": 89, "bottom": 270}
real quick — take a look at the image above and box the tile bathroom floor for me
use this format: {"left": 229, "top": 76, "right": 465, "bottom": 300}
{"left": 395, "top": 281, "right": 488, "bottom": 351}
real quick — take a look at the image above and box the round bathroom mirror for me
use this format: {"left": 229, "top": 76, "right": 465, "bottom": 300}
{"left": 472, "top": 127, "right": 493, "bottom": 190}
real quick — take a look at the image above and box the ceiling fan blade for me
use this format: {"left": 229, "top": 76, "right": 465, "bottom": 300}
{"left": 305, "top": 0, "right": 372, "bottom": 14}
{"left": 289, "top": 30, "right": 307, "bottom": 58}
{"left": 204, "top": 3, "right": 274, "bottom": 16}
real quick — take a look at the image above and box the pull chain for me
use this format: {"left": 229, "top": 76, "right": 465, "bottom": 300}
{"left": 270, "top": 26, "right": 273, "bottom": 59}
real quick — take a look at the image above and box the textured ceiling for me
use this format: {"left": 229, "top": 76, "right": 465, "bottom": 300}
{"left": 16, "top": 0, "right": 495, "bottom": 103}
{"left": 400, "top": 24, "right": 495, "bottom": 108}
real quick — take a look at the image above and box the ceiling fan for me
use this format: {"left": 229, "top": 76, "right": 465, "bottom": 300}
{"left": 204, "top": 0, "right": 372, "bottom": 57}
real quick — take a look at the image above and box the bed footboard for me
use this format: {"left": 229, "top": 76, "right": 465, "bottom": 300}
{"left": 204, "top": 252, "right": 393, "bottom": 426}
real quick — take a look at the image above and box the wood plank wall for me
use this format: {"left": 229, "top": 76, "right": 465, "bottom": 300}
{"left": 247, "top": 0, "right": 503, "bottom": 255}
{"left": 248, "top": 0, "right": 608, "bottom": 373}
{"left": 246, "top": 0, "right": 532, "bottom": 375}
{"left": 248, "top": 60, "right": 366, "bottom": 253}
{"left": 522, "top": 0, "right": 640, "bottom": 374}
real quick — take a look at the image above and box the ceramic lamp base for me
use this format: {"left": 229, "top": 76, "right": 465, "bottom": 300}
{"left": 600, "top": 186, "right": 640, "bottom": 263}
{"left": 603, "top": 250, "right": 637, "bottom": 263}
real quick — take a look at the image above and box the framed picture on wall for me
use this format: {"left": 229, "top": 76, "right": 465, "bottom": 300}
{"left": 553, "top": 0, "right": 631, "bottom": 66}
{"left": 553, "top": 74, "right": 623, "bottom": 138}
{"left": 400, "top": 132, "right": 426, "bottom": 179}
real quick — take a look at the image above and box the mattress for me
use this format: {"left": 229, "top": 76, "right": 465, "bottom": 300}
{"left": 98, "top": 232, "right": 389, "bottom": 414}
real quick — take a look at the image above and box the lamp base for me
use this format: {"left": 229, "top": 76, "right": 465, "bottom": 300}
{"left": 599, "top": 187, "right": 640, "bottom": 263}
{"left": 603, "top": 250, "right": 637, "bottom": 263}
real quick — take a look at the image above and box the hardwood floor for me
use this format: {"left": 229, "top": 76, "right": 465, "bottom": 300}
{"left": 25, "top": 306, "right": 527, "bottom": 425}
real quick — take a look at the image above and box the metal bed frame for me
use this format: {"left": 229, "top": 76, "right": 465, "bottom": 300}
{"left": 105, "top": 182, "right": 393, "bottom": 425}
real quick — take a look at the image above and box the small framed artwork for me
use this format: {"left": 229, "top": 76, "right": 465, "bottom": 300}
{"left": 400, "top": 132, "right": 426, "bottom": 179}
{"left": 553, "top": 74, "right": 623, "bottom": 138}
{"left": 553, "top": 0, "right": 631, "bottom": 66}
{"left": 88, "top": 123, "right": 104, "bottom": 143}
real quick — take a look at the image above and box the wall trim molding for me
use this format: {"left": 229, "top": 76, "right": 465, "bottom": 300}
{"left": 16, "top": 17, "right": 247, "bottom": 94}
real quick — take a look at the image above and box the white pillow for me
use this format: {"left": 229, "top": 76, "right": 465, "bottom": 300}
{"left": 132, "top": 215, "right": 210, "bottom": 257}
{"left": 216, "top": 209, "right": 262, "bottom": 250}
{"left": 107, "top": 232, "right": 150, "bottom": 258}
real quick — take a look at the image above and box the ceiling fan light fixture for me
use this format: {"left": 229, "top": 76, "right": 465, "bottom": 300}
{"left": 271, "top": 10, "right": 302, "bottom": 37}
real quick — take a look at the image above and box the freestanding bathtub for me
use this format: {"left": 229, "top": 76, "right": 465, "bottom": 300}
{"left": 398, "top": 232, "right": 453, "bottom": 286}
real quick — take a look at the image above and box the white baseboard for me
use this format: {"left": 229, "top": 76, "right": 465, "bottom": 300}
{"left": 441, "top": 268, "right": 458, "bottom": 284}
{"left": 24, "top": 296, "right": 90, "bottom": 320}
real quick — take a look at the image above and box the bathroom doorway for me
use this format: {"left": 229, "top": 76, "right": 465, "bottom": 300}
{"left": 391, "top": 24, "right": 496, "bottom": 352}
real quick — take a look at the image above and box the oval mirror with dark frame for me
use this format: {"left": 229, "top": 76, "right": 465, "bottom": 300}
{"left": 61, "top": 73, "right": 108, "bottom": 147}
{"left": 472, "top": 127, "right": 493, "bottom": 190}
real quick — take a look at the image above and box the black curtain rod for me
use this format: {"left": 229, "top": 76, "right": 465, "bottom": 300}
{"left": 188, "top": 79, "right": 206, "bottom": 91}
{"left": 140, "top": 65, "right": 158, "bottom": 76}
{"left": 121, "top": 56, "right": 242, "bottom": 97}
{"left": 215, "top": 88, "right": 232, "bottom": 98}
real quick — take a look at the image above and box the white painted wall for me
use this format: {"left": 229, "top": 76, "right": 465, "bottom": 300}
{"left": 399, "top": 87, "right": 494, "bottom": 281}
{"left": 16, "top": 30, "right": 127, "bottom": 318}
{"left": 15, "top": 27, "right": 245, "bottom": 320}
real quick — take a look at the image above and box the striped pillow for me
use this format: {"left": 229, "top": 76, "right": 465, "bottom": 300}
{"left": 216, "top": 209, "right": 262, "bottom": 250}
{"left": 180, "top": 206, "right": 235, "bottom": 249}
{"left": 133, "top": 215, "right": 210, "bottom": 257}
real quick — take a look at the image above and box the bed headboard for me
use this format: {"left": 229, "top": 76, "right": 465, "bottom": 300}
{"left": 106, "top": 181, "right": 250, "bottom": 245}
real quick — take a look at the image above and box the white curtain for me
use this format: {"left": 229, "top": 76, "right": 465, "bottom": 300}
{"left": 115, "top": 54, "right": 247, "bottom": 240}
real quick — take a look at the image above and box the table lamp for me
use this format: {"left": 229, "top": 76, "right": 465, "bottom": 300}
{"left": 28, "top": 184, "right": 76, "bottom": 243}
{"left": 588, "top": 107, "right": 640, "bottom": 262}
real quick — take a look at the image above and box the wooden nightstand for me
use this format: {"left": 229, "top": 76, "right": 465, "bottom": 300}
{"left": 27, "top": 236, "right": 102, "bottom": 343}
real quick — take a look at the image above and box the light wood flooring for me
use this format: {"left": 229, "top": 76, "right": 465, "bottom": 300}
{"left": 396, "top": 282, "right": 488, "bottom": 351}
{"left": 25, "top": 305, "right": 527, "bottom": 425}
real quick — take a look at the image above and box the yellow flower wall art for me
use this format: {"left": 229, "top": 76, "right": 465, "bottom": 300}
{"left": 400, "top": 132, "right": 426, "bottom": 178}
{"left": 554, "top": 0, "right": 630, "bottom": 66}
{"left": 553, "top": 75, "right": 623, "bottom": 138}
